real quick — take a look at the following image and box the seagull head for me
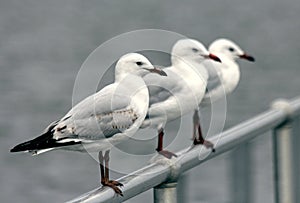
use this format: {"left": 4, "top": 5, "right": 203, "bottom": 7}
{"left": 209, "top": 38, "right": 255, "bottom": 62}
{"left": 115, "top": 53, "right": 167, "bottom": 81}
{"left": 171, "top": 39, "right": 222, "bottom": 64}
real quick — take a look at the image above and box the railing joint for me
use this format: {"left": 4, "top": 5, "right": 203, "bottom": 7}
{"left": 271, "top": 98, "right": 295, "bottom": 120}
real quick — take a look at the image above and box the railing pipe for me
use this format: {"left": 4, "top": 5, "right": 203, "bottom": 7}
{"left": 66, "top": 97, "right": 300, "bottom": 203}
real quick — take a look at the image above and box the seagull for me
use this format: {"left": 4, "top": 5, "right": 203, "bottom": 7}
{"left": 10, "top": 53, "right": 167, "bottom": 196}
{"left": 192, "top": 38, "right": 255, "bottom": 146}
{"left": 140, "top": 39, "right": 221, "bottom": 158}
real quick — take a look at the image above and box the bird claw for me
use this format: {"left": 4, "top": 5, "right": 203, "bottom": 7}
{"left": 102, "top": 180, "right": 124, "bottom": 196}
{"left": 109, "top": 180, "right": 124, "bottom": 187}
{"left": 158, "top": 150, "right": 178, "bottom": 159}
{"left": 193, "top": 139, "right": 215, "bottom": 152}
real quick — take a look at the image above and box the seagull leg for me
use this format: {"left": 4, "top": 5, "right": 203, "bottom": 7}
{"left": 98, "top": 151, "right": 105, "bottom": 184}
{"left": 99, "top": 150, "right": 123, "bottom": 196}
{"left": 156, "top": 128, "right": 177, "bottom": 159}
{"left": 193, "top": 110, "right": 215, "bottom": 152}
{"left": 192, "top": 110, "right": 199, "bottom": 141}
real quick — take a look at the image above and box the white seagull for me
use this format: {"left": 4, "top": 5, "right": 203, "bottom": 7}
{"left": 192, "top": 38, "right": 255, "bottom": 145}
{"left": 140, "top": 39, "right": 221, "bottom": 158}
{"left": 10, "top": 53, "right": 167, "bottom": 196}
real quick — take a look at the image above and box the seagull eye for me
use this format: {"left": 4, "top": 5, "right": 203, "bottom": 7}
{"left": 136, "top": 61, "right": 143, "bottom": 66}
{"left": 228, "top": 47, "right": 235, "bottom": 52}
{"left": 192, "top": 48, "right": 198, "bottom": 53}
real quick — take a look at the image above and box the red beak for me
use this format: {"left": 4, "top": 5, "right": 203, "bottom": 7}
{"left": 208, "top": 53, "right": 222, "bottom": 63}
{"left": 239, "top": 53, "right": 255, "bottom": 62}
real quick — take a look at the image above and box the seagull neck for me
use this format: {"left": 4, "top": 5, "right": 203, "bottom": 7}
{"left": 218, "top": 53, "right": 240, "bottom": 71}
{"left": 171, "top": 57, "right": 187, "bottom": 66}
{"left": 115, "top": 72, "right": 128, "bottom": 82}
{"left": 115, "top": 72, "right": 140, "bottom": 82}
{"left": 217, "top": 53, "right": 237, "bottom": 65}
{"left": 172, "top": 59, "right": 201, "bottom": 73}
{"left": 115, "top": 72, "right": 140, "bottom": 83}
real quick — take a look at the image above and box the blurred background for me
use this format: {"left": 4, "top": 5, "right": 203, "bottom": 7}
{"left": 1, "top": 0, "right": 300, "bottom": 202}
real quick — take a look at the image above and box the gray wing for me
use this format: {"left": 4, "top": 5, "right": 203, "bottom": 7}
{"left": 52, "top": 83, "right": 140, "bottom": 141}
{"left": 144, "top": 69, "right": 182, "bottom": 106}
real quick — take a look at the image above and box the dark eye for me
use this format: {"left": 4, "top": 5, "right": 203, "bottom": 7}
{"left": 228, "top": 47, "right": 235, "bottom": 52}
{"left": 192, "top": 48, "right": 198, "bottom": 53}
{"left": 136, "top": 61, "right": 143, "bottom": 66}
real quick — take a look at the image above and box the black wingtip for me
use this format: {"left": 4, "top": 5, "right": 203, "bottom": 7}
{"left": 10, "top": 147, "right": 18, "bottom": 153}
{"left": 10, "top": 140, "right": 33, "bottom": 152}
{"left": 10, "top": 134, "right": 81, "bottom": 153}
{"left": 10, "top": 148, "right": 20, "bottom": 153}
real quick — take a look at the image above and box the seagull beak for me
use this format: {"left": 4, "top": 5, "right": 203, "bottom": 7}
{"left": 145, "top": 67, "right": 167, "bottom": 76}
{"left": 205, "top": 53, "right": 222, "bottom": 63}
{"left": 239, "top": 53, "right": 255, "bottom": 62}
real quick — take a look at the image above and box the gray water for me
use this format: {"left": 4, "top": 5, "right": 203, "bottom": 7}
{"left": 1, "top": 0, "right": 300, "bottom": 202}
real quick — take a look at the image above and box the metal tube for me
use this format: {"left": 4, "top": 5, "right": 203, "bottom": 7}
{"left": 273, "top": 122, "right": 295, "bottom": 203}
{"left": 154, "top": 182, "right": 177, "bottom": 203}
{"left": 66, "top": 109, "right": 286, "bottom": 203}
{"left": 231, "top": 143, "right": 252, "bottom": 203}
{"left": 292, "top": 117, "right": 300, "bottom": 203}
{"left": 177, "top": 173, "right": 189, "bottom": 203}
{"left": 66, "top": 97, "right": 300, "bottom": 203}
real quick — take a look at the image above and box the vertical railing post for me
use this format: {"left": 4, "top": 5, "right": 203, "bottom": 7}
{"left": 231, "top": 143, "right": 252, "bottom": 203}
{"left": 292, "top": 117, "right": 300, "bottom": 203}
{"left": 177, "top": 173, "right": 189, "bottom": 203}
{"left": 272, "top": 99, "right": 295, "bottom": 203}
{"left": 154, "top": 182, "right": 178, "bottom": 203}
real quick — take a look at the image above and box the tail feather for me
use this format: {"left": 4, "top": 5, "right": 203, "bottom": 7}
{"left": 10, "top": 129, "right": 80, "bottom": 153}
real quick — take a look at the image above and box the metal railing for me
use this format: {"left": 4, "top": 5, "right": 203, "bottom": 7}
{"left": 67, "top": 97, "right": 300, "bottom": 203}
